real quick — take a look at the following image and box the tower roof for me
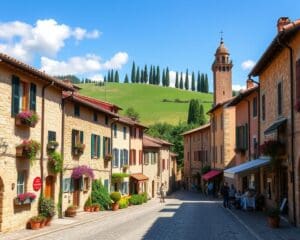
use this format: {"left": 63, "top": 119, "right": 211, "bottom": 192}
{"left": 215, "top": 38, "right": 229, "bottom": 55}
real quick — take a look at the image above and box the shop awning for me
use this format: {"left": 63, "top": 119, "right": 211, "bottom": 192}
{"left": 264, "top": 118, "right": 287, "bottom": 135}
{"left": 224, "top": 158, "right": 270, "bottom": 179}
{"left": 130, "top": 173, "right": 149, "bottom": 182}
{"left": 202, "top": 170, "right": 222, "bottom": 181}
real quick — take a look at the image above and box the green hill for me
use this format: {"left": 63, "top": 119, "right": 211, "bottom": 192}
{"left": 79, "top": 83, "right": 213, "bottom": 125}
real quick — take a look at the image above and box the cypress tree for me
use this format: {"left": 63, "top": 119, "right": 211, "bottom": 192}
{"left": 131, "top": 61, "right": 136, "bottom": 83}
{"left": 149, "top": 66, "right": 153, "bottom": 84}
{"left": 141, "top": 69, "right": 144, "bottom": 83}
{"left": 166, "top": 67, "right": 170, "bottom": 87}
{"left": 107, "top": 71, "right": 111, "bottom": 83}
{"left": 197, "top": 72, "right": 201, "bottom": 92}
{"left": 184, "top": 69, "right": 189, "bottom": 90}
{"left": 200, "top": 73, "right": 205, "bottom": 92}
{"left": 162, "top": 69, "right": 165, "bottom": 86}
{"left": 191, "top": 72, "right": 195, "bottom": 91}
{"left": 204, "top": 74, "right": 209, "bottom": 93}
{"left": 193, "top": 100, "right": 200, "bottom": 124}
{"left": 114, "top": 70, "right": 119, "bottom": 83}
{"left": 144, "top": 65, "right": 148, "bottom": 84}
{"left": 104, "top": 76, "right": 107, "bottom": 82}
{"left": 136, "top": 67, "right": 140, "bottom": 83}
{"left": 124, "top": 74, "right": 129, "bottom": 83}
{"left": 199, "top": 104, "right": 206, "bottom": 125}
{"left": 187, "top": 99, "right": 194, "bottom": 124}
{"left": 111, "top": 70, "right": 114, "bottom": 83}
{"left": 152, "top": 67, "right": 156, "bottom": 85}
{"left": 175, "top": 72, "right": 179, "bottom": 88}
{"left": 179, "top": 72, "right": 183, "bottom": 89}
{"left": 156, "top": 66, "right": 160, "bottom": 85}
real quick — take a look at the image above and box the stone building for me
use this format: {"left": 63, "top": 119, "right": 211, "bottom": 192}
{"left": 182, "top": 124, "right": 211, "bottom": 190}
{"left": 249, "top": 17, "right": 300, "bottom": 226}
{"left": 61, "top": 92, "right": 118, "bottom": 212}
{"left": 0, "top": 53, "right": 73, "bottom": 232}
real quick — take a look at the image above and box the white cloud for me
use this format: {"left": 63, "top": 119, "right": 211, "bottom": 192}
{"left": 102, "top": 52, "right": 128, "bottom": 70}
{"left": 241, "top": 60, "right": 255, "bottom": 71}
{"left": 232, "top": 84, "right": 246, "bottom": 91}
{"left": 0, "top": 19, "right": 100, "bottom": 62}
{"left": 40, "top": 52, "right": 129, "bottom": 75}
{"left": 89, "top": 74, "right": 104, "bottom": 82}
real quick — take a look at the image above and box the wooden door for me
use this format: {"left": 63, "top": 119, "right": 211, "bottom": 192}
{"left": 0, "top": 177, "right": 3, "bottom": 232}
{"left": 45, "top": 176, "right": 54, "bottom": 199}
{"left": 73, "top": 179, "right": 80, "bottom": 207}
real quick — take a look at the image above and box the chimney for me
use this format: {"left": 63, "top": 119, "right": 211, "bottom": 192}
{"left": 277, "top": 17, "right": 291, "bottom": 32}
{"left": 246, "top": 79, "right": 255, "bottom": 89}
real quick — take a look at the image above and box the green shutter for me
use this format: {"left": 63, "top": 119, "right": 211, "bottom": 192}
{"left": 29, "top": 83, "right": 36, "bottom": 111}
{"left": 103, "top": 136, "right": 106, "bottom": 156}
{"left": 91, "top": 134, "right": 95, "bottom": 158}
{"left": 108, "top": 138, "right": 111, "bottom": 154}
{"left": 97, "top": 135, "right": 101, "bottom": 158}
{"left": 11, "top": 75, "right": 20, "bottom": 116}
{"left": 245, "top": 124, "right": 249, "bottom": 150}
{"left": 72, "top": 130, "right": 76, "bottom": 152}
{"left": 70, "top": 178, "right": 74, "bottom": 192}
{"left": 80, "top": 131, "right": 84, "bottom": 143}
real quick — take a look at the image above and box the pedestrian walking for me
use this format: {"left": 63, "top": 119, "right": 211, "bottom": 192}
{"left": 207, "top": 182, "right": 214, "bottom": 196}
{"left": 160, "top": 183, "right": 165, "bottom": 203}
{"left": 220, "top": 182, "right": 230, "bottom": 208}
{"left": 229, "top": 184, "right": 236, "bottom": 208}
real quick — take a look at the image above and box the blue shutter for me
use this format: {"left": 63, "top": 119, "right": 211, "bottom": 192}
{"left": 11, "top": 75, "right": 20, "bottom": 116}
{"left": 80, "top": 131, "right": 84, "bottom": 143}
{"left": 63, "top": 178, "right": 71, "bottom": 192}
{"left": 29, "top": 83, "right": 36, "bottom": 111}
{"left": 116, "top": 149, "right": 119, "bottom": 167}
{"left": 91, "top": 134, "right": 95, "bottom": 158}
{"left": 120, "top": 150, "right": 124, "bottom": 167}
{"left": 97, "top": 135, "right": 101, "bottom": 157}
{"left": 124, "top": 150, "right": 128, "bottom": 165}
{"left": 108, "top": 138, "right": 111, "bottom": 154}
{"left": 104, "top": 179, "right": 109, "bottom": 191}
{"left": 71, "top": 130, "right": 76, "bottom": 153}
{"left": 103, "top": 136, "right": 106, "bottom": 156}
{"left": 70, "top": 178, "right": 74, "bottom": 192}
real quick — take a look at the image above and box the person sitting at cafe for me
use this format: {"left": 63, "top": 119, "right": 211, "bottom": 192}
{"left": 234, "top": 190, "right": 242, "bottom": 209}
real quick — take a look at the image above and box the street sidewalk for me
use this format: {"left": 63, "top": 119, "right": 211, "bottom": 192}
{"left": 225, "top": 204, "right": 300, "bottom": 240}
{"left": 0, "top": 199, "right": 158, "bottom": 240}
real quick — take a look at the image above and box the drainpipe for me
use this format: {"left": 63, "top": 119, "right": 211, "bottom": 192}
{"left": 40, "top": 81, "right": 54, "bottom": 195}
{"left": 59, "top": 92, "right": 74, "bottom": 218}
{"left": 241, "top": 99, "right": 251, "bottom": 161}
{"left": 276, "top": 36, "right": 296, "bottom": 226}
{"left": 110, "top": 118, "right": 119, "bottom": 191}
{"left": 189, "top": 134, "right": 192, "bottom": 190}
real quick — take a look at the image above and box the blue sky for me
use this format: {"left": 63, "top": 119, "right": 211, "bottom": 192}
{"left": 0, "top": 1, "right": 299, "bottom": 90}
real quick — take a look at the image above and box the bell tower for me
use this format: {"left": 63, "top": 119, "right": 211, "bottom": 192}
{"left": 211, "top": 38, "right": 233, "bottom": 105}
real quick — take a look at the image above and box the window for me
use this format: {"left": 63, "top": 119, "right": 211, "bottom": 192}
{"left": 121, "top": 182, "right": 128, "bottom": 195}
{"left": 105, "top": 115, "right": 109, "bottom": 125}
{"left": 113, "top": 148, "right": 119, "bottom": 167}
{"left": 103, "top": 137, "right": 111, "bottom": 155}
{"left": 253, "top": 97, "right": 257, "bottom": 117}
{"left": 11, "top": 75, "right": 36, "bottom": 116}
{"left": 144, "top": 153, "right": 149, "bottom": 165}
{"left": 104, "top": 179, "right": 109, "bottom": 191}
{"left": 71, "top": 129, "right": 84, "bottom": 155}
{"left": 91, "top": 134, "right": 101, "bottom": 158}
{"left": 162, "top": 159, "right": 166, "bottom": 171}
{"left": 83, "top": 177, "right": 90, "bottom": 192}
{"left": 277, "top": 82, "right": 282, "bottom": 116}
{"left": 262, "top": 94, "right": 266, "bottom": 121}
{"left": 17, "top": 171, "right": 26, "bottom": 194}
{"left": 48, "top": 131, "right": 56, "bottom": 142}
{"left": 139, "top": 150, "right": 143, "bottom": 165}
{"left": 93, "top": 112, "right": 98, "bottom": 122}
{"left": 123, "top": 149, "right": 129, "bottom": 165}
{"left": 253, "top": 137, "right": 258, "bottom": 159}
{"left": 113, "top": 124, "right": 117, "bottom": 138}
{"left": 123, "top": 127, "right": 127, "bottom": 140}
{"left": 74, "top": 104, "right": 80, "bottom": 117}
{"left": 139, "top": 128, "right": 143, "bottom": 138}
{"left": 236, "top": 124, "right": 248, "bottom": 151}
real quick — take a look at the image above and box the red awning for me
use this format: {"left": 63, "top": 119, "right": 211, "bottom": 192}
{"left": 202, "top": 170, "right": 222, "bottom": 181}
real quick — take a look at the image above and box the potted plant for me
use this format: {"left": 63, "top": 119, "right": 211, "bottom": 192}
{"left": 73, "top": 143, "right": 85, "bottom": 155}
{"left": 47, "top": 141, "right": 59, "bottom": 152}
{"left": 110, "top": 192, "right": 121, "bottom": 211}
{"left": 84, "top": 196, "right": 93, "bottom": 212}
{"left": 65, "top": 205, "right": 77, "bottom": 217}
{"left": 48, "top": 151, "right": 63, "bottom": 174}
{"left": 38, "top": 197, "right": 55, "bottom": 226}
{"left": 16, "top": 139, "right": 41, "bottom": 165}
{"left": 15, "top": 192, "right": 37, "bottom": 205}
{"left": 39, "top": 215, "right": 47, "bottom": 228}
{"left": 267, "top": 207, "right": 280, "bottom": 228}
{"left": 104, "top": 153, "right": 112, "bottom": 161}
{"left": 122, "top": 164, "right": 129, "bottom": 173}
{"left": 15, "top": 111, "right": 39, "bottom": 127}
{"left": 29, "top": 215, "right": 42, "bottom": 230}
{"left": 92, "top": 203, "right": 100, "bottom": 212}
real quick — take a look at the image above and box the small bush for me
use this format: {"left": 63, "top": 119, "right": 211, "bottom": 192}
{"left": 119, "top": 197, "right": 129, "bottom": 209}
{"left": 38, "top": 196, "right": 55, "bottom": 218}
{"left": 84, "top": 196, "right": 92, "bottom": 207}
{"left": 110, "top": 192, "right": 121, "bottom": 203}
{"left": 129, "top": 194, "right": 144, "bottom": 205}
{"left": 91, "top": 179, "right": 111, "bottom": 210}
{"left": 141, "top": 192, "right": 148, "bottom": 203}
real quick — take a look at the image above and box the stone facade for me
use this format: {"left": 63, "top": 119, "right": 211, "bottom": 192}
{"left": 183, "top": 124, "right": 211, "bottom": 190}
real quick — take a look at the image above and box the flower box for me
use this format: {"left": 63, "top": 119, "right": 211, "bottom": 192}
{"left": 16, "top": 140, "right": 40, "bottom": 164}
{"left": 73, "top": 143, "right": 85, "bottom": 156}
{"left": 104, "top": 154, "right": 112, "bottom": 161}
{"left": 15, "top": 111, "right": 38, "bottom": 128}
{"left": 47, "top": 141, "right": 59, "bottom": 152}
{"left": 14, "top": 192, "right": 36, "bottom": 205}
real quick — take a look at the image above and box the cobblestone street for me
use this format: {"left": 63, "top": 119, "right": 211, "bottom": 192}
{"left": 3, "top": 191, "right": 262, "bottom": 240}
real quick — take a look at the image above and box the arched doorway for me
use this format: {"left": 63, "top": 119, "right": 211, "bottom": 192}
{"left": 45, "top": 176, "right": 55, "bottom": 199}
{"left": 0, "top": 177, "right": 4, "bottom": 232}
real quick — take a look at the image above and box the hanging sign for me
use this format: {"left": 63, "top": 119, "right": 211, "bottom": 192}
{"left": 33, "top": 177, "right": 42, "bottom": 191}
